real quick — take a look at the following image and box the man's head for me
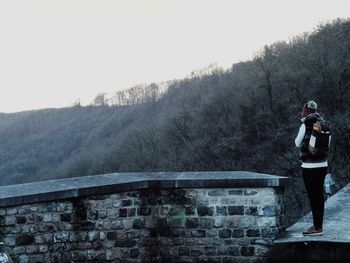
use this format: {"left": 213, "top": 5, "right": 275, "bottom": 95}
{"left": 301, "top": 100, "right": 317, "bottom": 118}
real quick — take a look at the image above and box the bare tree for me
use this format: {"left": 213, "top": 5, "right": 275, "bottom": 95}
{"left": 93, "top": 92, "right": 107, "bottom": 106}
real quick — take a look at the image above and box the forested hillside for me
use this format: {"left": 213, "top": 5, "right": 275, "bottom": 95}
{"left": 0, "top": 18, "right": 349, "bottom": 210}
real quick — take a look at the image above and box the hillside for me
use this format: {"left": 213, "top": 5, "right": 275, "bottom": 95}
{"left": 0, "top": 19, "right": 349, "bottom": 224}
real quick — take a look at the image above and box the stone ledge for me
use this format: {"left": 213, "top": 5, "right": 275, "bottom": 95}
{"left": 0, "top": 171, "right": 288, "bottom": 207}
{"left": 274, "top": 181, "right": 350, "bottom": 245}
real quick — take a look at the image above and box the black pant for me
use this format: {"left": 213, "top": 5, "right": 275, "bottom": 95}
{"left": 302, "top": 167, "right": 328, "bottom": 229}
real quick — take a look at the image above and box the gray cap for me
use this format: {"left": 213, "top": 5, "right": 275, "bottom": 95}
{"left": 307, "top": 100, "right": 317, "bottom": 110}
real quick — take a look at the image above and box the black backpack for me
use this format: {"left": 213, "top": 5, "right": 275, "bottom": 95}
{"left": 308, "top": 120, "right": 331, "bottom": 155}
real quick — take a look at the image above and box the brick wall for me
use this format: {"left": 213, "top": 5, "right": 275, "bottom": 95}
{"left": 0, "top": 187, "right": 285, "bottom": 263}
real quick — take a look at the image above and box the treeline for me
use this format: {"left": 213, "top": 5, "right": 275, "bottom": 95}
{"left": 0, "top": 18, "right": 349, "bottom": 194}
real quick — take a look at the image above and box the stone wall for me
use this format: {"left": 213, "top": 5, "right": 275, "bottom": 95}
{"left": 0, "top": 171, "right": 288, "bottom": 263}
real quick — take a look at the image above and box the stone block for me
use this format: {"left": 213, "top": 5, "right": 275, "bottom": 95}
{"left": 206, "top": 229, "right": 218, "bottom": 238}
{"left": 245, "top": 206, "right": 258, "bottom": 216}
{"left": 7, "top": 208, "right": 17, "bottom": 215}
{"left": 196, "top": 238, "right": 211, "bottom": 245}
{"left": 69, "top": 232, "right": 87, "bottom": 242}
{"left": 107, "top": 231, "right": 117, "bottom": 240}
{"left": 221, "top": 197, "right": 248, "bottom": 205}
{"left": 57, "top": 203, "right": 73, "bottom": 212}
{"left": 184, "top": 206, "right": 196, "bottom": 215}
{"left": 250, "top": 238, "right": 272, "bottom": 246}
{"left": 190, "top": 230, "right": 206, "bottom": 238}
{"left": 19, "top": 255, "right": 29, "bottom": 263}
{"left": 47, "top": 203, "right": 57, "bottom": 212}
{"left": 42, "top": 213, "right": 52, "bottom": 222}
{"left": 219, "top": 228, "right": 232, "bottom": 238}
{"left": 179, "top": 246, "right": 190, "bottom": 256}
{"left": 44, "top": 233, "right": 53, "bottom": 243}
{"left": 128, "top": 208, "right": 136, "bottom": 217}
{"left": 29, "top": 254, "right": 45, "bottom": 263}
{"left": 138, "top": 206, "right": 151, "bottom": 216}
{"left": 37, "top": 224, "right": 47, "bottom": 233}
{"left": 145, "top": 218, "right": 157, "bottom": 229}
{"left": 10, "top": 225, "right": 21, "bottom": 234}
{"left": 216, "top": 246, "right": 227, "bottom": 255}
{"left": 216, "top": 206, "right": 227, "bottom": 216}
{"left": 80, "top": 221, "right": 95, "bottom": 231}
{"left": 197, "top": 206, "right": 214, "bottom": 216}
{"left": 169, "top": 206, "right": 184, "bottom": 216}
{"left": 199, "top": 218, "right": 213, "bottom": 229}
{"left": 227, "top": 216, "right": 256, "bottom": 228}
{"left": 26, "top": 245, "right": 38, "bottom": 253}
{"left": 213, "top": 217, "right": 225, "bottom": 228}
{"left": 240, "top": 246, "right": 255, "bottom": 257}
{"left": 4, "top": 236, "right": 16, "bottom": 246}
{"left": 99, "top": 231, "right": 106, "bottom": 241}
{"left": 119, "top": 208, "right": 127, "bottom": 217}
{"left": 207, "top": 256, "right": 222, "bottom": 263}
{"left": 54, "top": 232, "right": 69, "bottom": 243}
{"left": 35, "top": 214, "right": 43, "bottom": 223}
{"left": 78, "top": 242, "right": 93, "bottom": 250}
{"left": 196, "top": 197, "right": 209, "bottom": 206}
{"left": 228, "top": 189, "right": 243, "bottom": 195}
{"left": 190, "top": 246, "right": 203, "bottom": 257}
{"left": 39, "top": 245, "right": 48, "bottom": 253}
{"left": 204, "top": 246, "right": 217, "bottom": 256}
{"left": 244, "top": 189, "right": 258, "bottom": 196}
{"left": 16, "top": 234, "right": 35, "bottom": 245}
{"left": 263, "top": 205, "right": 277, "bottom": 216}
{"left": 228, "top": 246, "right": 240, "bottom": 256}
{"left": 133, "top": 218, "right": 145, "bottom": 229}
{"left": 99, "top": 209, "right": 108, "bottom": 218}
{"left": 5, "top": 216, "right": 16, "bottom": 225}
{"left": 111, "top": 220, "right": 125, "bottom": 230}
{"left": 88, "top": 231, "right": 98, "bottom": 242}
{"left": 34, "top": 235, "right": 45, "bottom": 244}
{"left": 71, "top": 250, "right": 87, "bottom": 261}
{"left": 167, "top": 218, "right": 184, "bottom": 228}
{"left": 173, "top": 238, "right": 185, "bottom": 246}
{"left": 13, "top": 246, "right": 26, "bottom": 254}
{"left": 87, "top": 249, "right": 106, "bottom": 261}
{"left": 212, "top": 238, "right": 222, "bottom": 246}
{"left": 228, "top": 206, "right": 244, "bottom": 215}
{"left": 208, "top": 189, "right": 227, "bottom": 196}
{"left": 238, "top": 238, "right": 250, "bottom": 246}
{"left": 261, "top": 227, "right": 278, "bottom": 238}
{"left": 254, "top": 246, "right": 270, "bottom": 257}
{"left": 122, "top": 199, "right": 133, "bottom": 207}
{"left": 232, "top": 229, "right": 244, "bottom": 238}
{"left": 60, "top": 213, "right": 72, "bottom": 222}
{"left": 257, "top": 217, "right": 276, "bottom": 227}
{"left": 246, "top": 229, "right": 260, "bottom": 237}
{"left": 114, "top": 239, "right": 137, "bottom": 247}
{"left": 17, "top": 207, "right": 31, "bottom": 215}
{"left": 185, "top": 218, "right": 198, "bottom": 228}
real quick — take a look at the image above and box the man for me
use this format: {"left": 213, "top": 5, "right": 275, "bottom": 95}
{"left": 294, "top": 100, "right": 328, "bottom": 236}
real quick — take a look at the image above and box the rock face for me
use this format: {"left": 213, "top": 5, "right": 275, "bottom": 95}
{"left": 0, "top": 171, "right": 288, "bottom": 263}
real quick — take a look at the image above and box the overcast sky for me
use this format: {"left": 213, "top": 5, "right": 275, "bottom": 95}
{"left": 0, "top": 0, "right": 349, "bottom": 113}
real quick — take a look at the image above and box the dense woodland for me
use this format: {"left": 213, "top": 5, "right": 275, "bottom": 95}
{"left": 0, "top": 19, "right": 349, "bottom": 223}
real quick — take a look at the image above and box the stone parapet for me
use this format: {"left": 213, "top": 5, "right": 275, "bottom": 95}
{"left": 0, "top": 171, "right": 288, "bottom": 263}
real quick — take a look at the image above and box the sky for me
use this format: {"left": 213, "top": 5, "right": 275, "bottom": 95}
{"left": 0, "top": 0, "right": 349, "bottom": 113}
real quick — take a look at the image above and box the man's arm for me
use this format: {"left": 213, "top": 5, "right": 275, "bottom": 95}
{"left": 295, "top": 124, "right": 306, "bottom": 148}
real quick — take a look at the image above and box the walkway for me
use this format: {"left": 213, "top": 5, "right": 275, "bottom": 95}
{"left": 273, "top": 181, "right": 350, "bottom": 261}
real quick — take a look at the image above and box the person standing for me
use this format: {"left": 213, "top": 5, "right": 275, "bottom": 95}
{"left": 294, "top": 100, "right": 328, "bottom": 236}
